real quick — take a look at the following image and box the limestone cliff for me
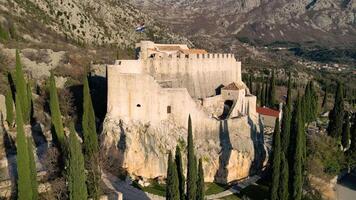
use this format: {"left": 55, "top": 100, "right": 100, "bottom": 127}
{"left": 100, "top": 115, "right": 266, "bottom": 183}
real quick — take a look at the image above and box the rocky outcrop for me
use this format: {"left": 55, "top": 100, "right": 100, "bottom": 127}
{"left": 0, "top": 0, "right": 190, "bottom": 47}
{"left": 130, "top": 0, "right": 356, "bottom": 47}
{"left": 100, "top": 115, "right": 266, "bottom": 183}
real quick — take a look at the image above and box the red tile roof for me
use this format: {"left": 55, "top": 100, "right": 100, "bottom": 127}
{"left": 256, "top": 107, "right": 280, "bottom": 118}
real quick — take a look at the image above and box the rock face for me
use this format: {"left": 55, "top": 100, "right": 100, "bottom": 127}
{"left": 0, "top": 95, "right": 5, "bottom": 121}
{"left": 130, "top": 0, "right": 356, "bottom": 47}
{"left": 0, "top": 0, "right": 189, "bottom": 47}
{"left": 100, "top": 115, "right": 266, "bottom": 183}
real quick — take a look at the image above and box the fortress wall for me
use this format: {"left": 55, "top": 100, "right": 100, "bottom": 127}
{"left": 143, "top": 54, "right": 242, "bottom": 99}
{"left": 107, "top": 66, "right": 238, "bottom": 139}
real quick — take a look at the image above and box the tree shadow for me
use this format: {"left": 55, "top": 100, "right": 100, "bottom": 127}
{"left": 214, "top": 120, "right": 232, "bottom": 184}
{"left": 68, "top": 84, "right": 84, "bottom": 125}
{"left": 117, "top": 120, "right": 126, "bottom": 168}
{"left": 1, "top": 118, "right": 17, "bottom": 199}
{"left": 89, "top": 75, "right": 107, "bottom": 126}
{"left": 337, "top": 172, "right": 356, "bottom": 191}
{"left": 248, "top": 116, "right": 266, "bottom": 175}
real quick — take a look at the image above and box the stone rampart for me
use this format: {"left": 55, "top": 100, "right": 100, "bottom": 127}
{"left": 142, "top": 53, "right": 241, "bottom": 98}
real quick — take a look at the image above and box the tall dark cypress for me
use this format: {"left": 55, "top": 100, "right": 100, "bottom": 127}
{"left": 278, "top": 152, "right": 289, "bottom": 200}
{"left": 261, "top": 83, "right": 266, "bottom": 107}
{"left": 350, "top": 114, "right": 356, "bottom": 152}
{"left": 175, "top": 145, "right": 185, "bottom": 200}
{"left": 67, "top": 123, "right": 88, "bottom": 200}
{"left": 303, "top": 81, "right": 318, "bottom": 123}
{"left": 5, "top": 89, "right": 14, "bottom": 126}
{"left": 196, "top": 158, "right": 205, "bottom": 200}
{"left": 49, "top": 72, "right": 65, "bottom": 147}
{"left": 27, "top": 138, "right": 38, "bottom": 200}
{"left": 322, "top": 88, "right": 327, "bottom": 109}
{"left": 327, "top": 82, "right": 344, "bottom": 138}
{"left": 186, "top": 115, "right": 197, "bottom": 200}
{"left": 342, "top": 112, "right": 350, "bottom": 150}
{"left": 15, "top": 50, "right": 31, "bottom": 123}
{"left": 248, "top": 75, "right": 253, "bottom": 94}
{"left": 268, "top": 70, "right": 276, "bottom": 107}
{"left": 290, "top": 95, "right": 304, "bottom": 200}
{"left": 281, "top": 74, "right": 292, "bottom": 155}
{"left": 166, "top": 151, "right": 180, "bottom": 200}
{"left": 82, "top": 73, "right": 100, "bottom": 200}
{"left": 270, "top": 119, "right": 281, "bottom": 200}
{"left": 15, "top": 94, "right": 33, "bottom": 200}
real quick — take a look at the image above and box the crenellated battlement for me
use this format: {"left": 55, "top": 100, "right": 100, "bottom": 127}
{"left": 151, "top": 53, "right": 235, "bottom": 60}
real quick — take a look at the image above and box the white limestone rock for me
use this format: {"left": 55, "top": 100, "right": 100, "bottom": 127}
{"left": 100, "top": 116, "right": 266, "bottom": 184}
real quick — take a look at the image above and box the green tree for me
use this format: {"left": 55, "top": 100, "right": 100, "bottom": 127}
{"left": 5, "top": 89, "right": 14, "bottom": 126}
{"left": 82, "top": 73, "right": 100, "bottom": 200}
{"left": 268, "top": 70, "right": 276, "bottom": 107}
{"left": 261, "top": 83, "right": 266, "bottom": 107}
{"left": 248, "top": 75, "right": 253, "bottom": 94}
{"left": 281, "top": 74, "right": 292, "bottom": 155}
{"left": 67, "top": 123, "right": 88, "bottom": 200}
{"left": 186, "top": 115, "right": 197, "bottom": 200}
{"left": 327, "top": 82, "right": 344, "bottom": 138}
{"left": 196, "top": 158, "right": 205, "bottom": 200}
{"left": 49, "top": 72, "right": 65, "bottom": 147}
{"left": 303, "top": 81, "right": 318, "bottom": 123}
{"left": 15, "top": 94, "right": 33, "bottom": 200}
{"left": 166, "top": 151, "right": 180, "bottom": 200}
{"left": 270, "top": 119, "right": 281, "bottom": 200}
{"left": 278, "top": 152, "right": 289, "bottom": 200}
{"left": 27, "top": 138, "right": 38, "bottom": 200}
{"left": 322, "top": 88, "right": 327, "bottom": 109}
{"left": 341, "top": 112, "right": 350, "bottom": 150}
{"left": 0, "top": 24, "right": 9, "bottom": 41}
{"left": 290, "top": 95, "right": 304, "bottom": 200}
{"left": 175, "top": 145, "right": 185, "bottom": 200}
{"left": 350, "top": 114, "right": 356, "bottom": 152}
{"left": 15, "top": 50, "right": 31, "bottom": 123}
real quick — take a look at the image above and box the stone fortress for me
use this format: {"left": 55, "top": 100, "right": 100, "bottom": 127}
{"left": 101, "top": 41, "right": 265, "bottom": 184}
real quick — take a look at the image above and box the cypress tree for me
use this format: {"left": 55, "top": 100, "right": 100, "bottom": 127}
{"left": 166, "top": 151, "right": 180, "bottom": 200}
{"left": 27, "top": 138, "right": 38, "bottom": 200}
{"left": 186, "top": 115, "right": 197, "bottom": 200}
{"left": 49, "top": 72, "right": 65, "bottom": 147}
{"left": 196, "top": 158, "right": 205, "bottom": 200}
{"left": 261, "top": 83, "right": 266, "bottom": 107}
{"left": 303, "top": 81, "right": 318, "bottom": 123}
{"left": 248, "top": 75, "right": 253, "bottom": 94}
{"left": 5, "top": 89, "right": 14, "bottom": 126}
{"left": 15, "top": 94, "right": 33, "bottom": 200}
{"left": 15, "top": 50, "right": 31, "bottom": 123}
{"left": 175, "top": 145, "right": 185, "bottom": 200}
{"left": 341, "top": 112, "right": 350, "bottom": 150}
{"left": 82, "top": 73, "right": 100, "bottom": 200}
{"left": 290, "top": 95, "right": 304, "bottom": 200}
{"left": 268, "top": 70, "right": 276, "bottom": 107}
{"left": 281, "top": 74, "right": 292, "bottom": 154}
{"left": 322, "top": 88, "right": 327, "bottom": 109}
{"left": 270, "top": 118, "right": 281, "bottom": 200}
{"left": 278, "top": 152, "right": 289, "bottom": 200}
{"left": 67, "top": 123, "right": 88, "bottom": 200}
{"left": 350, "top": 114, "right": 356, "bottom": 152}
{"left": 327, "top": 82, "right": 344, "bottom": 138}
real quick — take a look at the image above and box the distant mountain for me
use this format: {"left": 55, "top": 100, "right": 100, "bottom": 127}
{"left": 0, "top": 0, "right": 189, "bottom": 47}
{"left": 130, "top": 0, "right": 356, "bottom": 49}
